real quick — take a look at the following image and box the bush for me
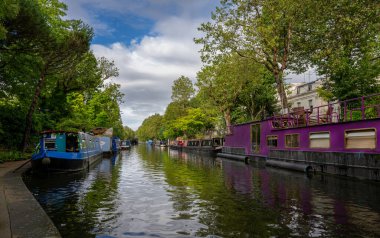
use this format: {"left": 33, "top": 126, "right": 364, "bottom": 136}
{"left": 0, "top": 150, "right": 30, "bottom": 163}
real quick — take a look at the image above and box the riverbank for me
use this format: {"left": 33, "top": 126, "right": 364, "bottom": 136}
{"left": 0, "top": 160, "right": 61, "bottom": 237}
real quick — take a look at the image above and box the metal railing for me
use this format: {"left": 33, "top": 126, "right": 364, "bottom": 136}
{"left": 272, "top": 93, "right": 380, "bottom": 129}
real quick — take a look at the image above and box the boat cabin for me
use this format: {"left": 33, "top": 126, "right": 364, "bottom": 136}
{"left": 223, "top": 93, "right": 380, "bottom": 180}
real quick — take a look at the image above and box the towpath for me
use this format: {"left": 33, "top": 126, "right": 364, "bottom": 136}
{"left": 0, "top": 160, "right": 61, "bottom": 237}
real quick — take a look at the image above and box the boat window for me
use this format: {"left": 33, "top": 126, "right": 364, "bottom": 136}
{"left": 345, "top": 128, "right": 376, "bottom": 149}
{"left": 44, "top": 138, "right": 56, "bottom": 150}
{"left": 251, "top": 124, "right": 261, "bottom": 153}
{"left": 285, "top": 134, "right": 299, "bottom": 148}
{"left": 267, "top": 135, "right": 278, "bottom": 148}
{"left": 310, "top": 132, "right": 330, "bottom": 148}
{"left": 202, "top": 140, "right": 212, "bottom": 146}
{"left": 66, "top": 133, "right": 79, "bottom": 152}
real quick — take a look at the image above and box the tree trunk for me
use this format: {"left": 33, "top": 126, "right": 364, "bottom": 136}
{"left": 274, "top": 70, "right": 288, "bottom": 112}
{"left": 224, "top": 108, "right": 232, "bottom": 135}
{"left": 21, "top": 71, "right": 46, "bottom": 152}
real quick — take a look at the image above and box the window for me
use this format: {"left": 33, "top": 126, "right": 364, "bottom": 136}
{"left": 202, "top": 140, "right": 212, "bottom": 146}
{"left": 308, "top": 84, "right": 312, "bottom": 91}
{"left": 285, "top": 134, "right": 299, "bottom": 148}
{"left": 297, "top": 102, "right": 301, "bottom": 107}
{"left": 44, "top": 138, "right": 56, "bottom": 150}
{"left": 267, "top": 135, "right": 278, "bottom": 148}
{"left": 297, "top": 87, "right": 301, "bottom": 94}
{"left": 308, "top": 99, "right": 313, "bottom": 110}
{"left": 251, "top": 124, "right": 261, "bottom": 153}
{"left": 345, "top": 129, "right": 376, "bottom": 149}
{"left": 310, "top": 132, "right": 330, "bottom": 148}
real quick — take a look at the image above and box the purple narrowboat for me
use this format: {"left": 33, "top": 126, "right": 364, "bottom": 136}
{"left": 222, "top": 94, "right": 380, "bottom": 180}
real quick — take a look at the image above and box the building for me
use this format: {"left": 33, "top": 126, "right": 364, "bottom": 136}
{"left": 287, "top": 79, "right": 326, "bottom": 110}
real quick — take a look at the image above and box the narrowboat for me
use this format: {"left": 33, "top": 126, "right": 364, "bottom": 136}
{"left": 170, "top": 137, "right": 224, "bottom": 156}
{"left": 222, "top": 94, "right": 380, "bottom": 180}
{"left": 99, "top": 136, "right": 112, "bottom": 156}
{"left": 31, "top": 130, "right": 103, "bottom": 172}
{"left": 120, "top": 140, "right": 131, "bottom": 150}
{"left": 112, "top": 136, "right": 121, "bottom": 153}
{"left": 154, "top": 140, "right": 168, "bottom": 147}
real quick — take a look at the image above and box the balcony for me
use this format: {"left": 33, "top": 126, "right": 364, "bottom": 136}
{"left": 271, "top": 93, "right": 380, "bottom": 129}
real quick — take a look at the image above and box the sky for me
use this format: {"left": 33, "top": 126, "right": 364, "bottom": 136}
{"left": 61, "top": 0, "right": 221, "bottom": 130}
{"left": 62, "top": 0, "right": 317, "bottom": 130}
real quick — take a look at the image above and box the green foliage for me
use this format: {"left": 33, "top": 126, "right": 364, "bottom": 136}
{"left": 123, "top": 126, "right": 135, "bottom": 140}
{"left": 0, "top": 0, "right": 125, "bottom": 150}
{"left": 56, "top": 83, "right": 125, "bottom": 138}
{"left": 296, "top": 0, "right": 380, "bottom": 100}
{"left": 171, "top": 75, "right": 195, "bottom": 103}
{"left": 169, "top": 108, "right": 215, "bottom": 139}
{"left": 233, "top": 72, "right": 278, "bottom": 123}
{"left": 0, "top": 150, "right": 29, "bottom": 163}
{"left": 136, "top": 114, "right": 164, "bottom": 141}
{"left": 0, "top": 0, "right": 19, "bottom": 39}
{"left": 195, "top": 0, "right": 310, "bottom": 109}
{"left": 196, "top": 53, "right": 277, "bottom": 131}
{"left": 0, "top": 101, "right": 26, "bottom": 148}
{"left": 163, "top": 101, "right": 187, "bottom": 122}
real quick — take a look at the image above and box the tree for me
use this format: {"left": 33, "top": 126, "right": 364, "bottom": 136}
{"left": 171, "top": 75, "right": 195, "bottom": 104}
{"left": 0, "top": 0, "right": 19, "bottom": 40}
{"left": 136, "top": 114, "right": 164, "bottom": 141}
{"left": 197, "top": 54, "right": 268, "bottom": 133}
{"left": 300, "top": 0, "right": 380, "bottom": 100}
{"left": 233, "top": 72, "right": 278, "bottom": 123}
{"left": 0, "top": 0, "right": 125, "bottom": 150}
{"left": 163, "top": 108, "right": 215, "bottom": 139}
{"left": 123, "top": 126, "right": 135, "bottom": 140}
{"left": 21, "top": 20, "right": 93, "bottom": 151}
{"left": 195, "top": 0, "right": 308, "bottom": 111}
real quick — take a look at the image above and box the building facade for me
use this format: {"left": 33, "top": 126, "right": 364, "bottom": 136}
{"left": 287, "top": 79, "right": 326, "bottom": 110}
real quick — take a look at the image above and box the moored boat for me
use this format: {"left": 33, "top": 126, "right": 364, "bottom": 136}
{"left": 222, "top": 93, "right": 380, "bottom": 180}
{"left": 120, "top": 140, "right": 131, "bottom": 150}
{"left": 31, "top": 130, "right": 103, "bottom": 172}
{"left": 170, "top": 137, "right": 224, "bottom": 156}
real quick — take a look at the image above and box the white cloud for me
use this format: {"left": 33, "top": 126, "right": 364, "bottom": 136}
{"left": 62, "top": 0, "right": 218, "bottom": 36}
{"left": 61, "top": 0, "right": 220, "bottom": 130}
{"left": 91, "top": 17, "right": 206, "bottom": 130}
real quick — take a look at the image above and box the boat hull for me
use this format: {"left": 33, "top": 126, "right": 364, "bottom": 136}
{"left": 170, "top": 145, "right": 221, "bottom": 157}
{"left": 31, "top": 153, "right": 102, "bottom": 172}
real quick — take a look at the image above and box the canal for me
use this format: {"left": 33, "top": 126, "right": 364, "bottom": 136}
{"left": 23, "top": 145, "right": 380, "bottom": 238}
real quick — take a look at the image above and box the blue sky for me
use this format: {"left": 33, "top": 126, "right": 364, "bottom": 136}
{"left": 62, "top": 0, "right": 220, "bottom": 130}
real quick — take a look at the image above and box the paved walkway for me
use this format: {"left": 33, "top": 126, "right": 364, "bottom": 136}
{"left": 0, "top": 160, "right": 61, "bottom": 237}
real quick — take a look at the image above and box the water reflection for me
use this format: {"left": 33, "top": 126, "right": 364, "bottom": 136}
{"left": 23, "top": 146, "right": 380, "bottom": 238}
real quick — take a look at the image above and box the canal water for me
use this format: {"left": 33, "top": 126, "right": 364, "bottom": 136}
{"left": 23, "top": 145, "right": 380, "bottom": 238}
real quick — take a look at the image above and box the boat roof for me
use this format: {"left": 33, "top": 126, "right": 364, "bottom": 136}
{"left": 40, "top": 130, "right": 79, "bottom": 134}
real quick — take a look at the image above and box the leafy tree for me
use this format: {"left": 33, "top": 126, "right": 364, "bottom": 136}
{"left": 136, "top": 114, "right": 164, "bottom": 141}
{"left": 197, "top": 54, "right": 263, "bottom": 133}
{"left": 300, "top": 0, "right": 380, "bottom": 100}
{"left": 0, "top": 0, "right": 125, "bottom": 151}
{"left": 195, "top": 0, "right": 308, "bottom": 111}
{"left": 163, "top": 101, "right": 187, "bottom": 123}
{"left": 163, "top": 108, "right": 215, "bottom": 139}
{"left": 161, "top": 77, "right": 198, "bottom": 139}
{"left": 22, "top": 20, "right": 93, "bottom": 151}
{"left": 171, "top": 75, "right": 195, "bottom": 104}
{"left": 123, "top": 126, "right": 135, "bottom": 140}
{"left": 0, "top": 0, "right": 19, "bottom": 40}
{"left": 233, "top": 72, "right": 278, "bottom": 123}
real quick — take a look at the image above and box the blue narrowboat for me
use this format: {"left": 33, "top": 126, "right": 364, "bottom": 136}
{"left": 32, "top": 130, "right": 103, "bottom": 172}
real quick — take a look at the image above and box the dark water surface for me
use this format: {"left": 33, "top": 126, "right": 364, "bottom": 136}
{"left": 23, "top": 145, "right": 380, "bottom": 238}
